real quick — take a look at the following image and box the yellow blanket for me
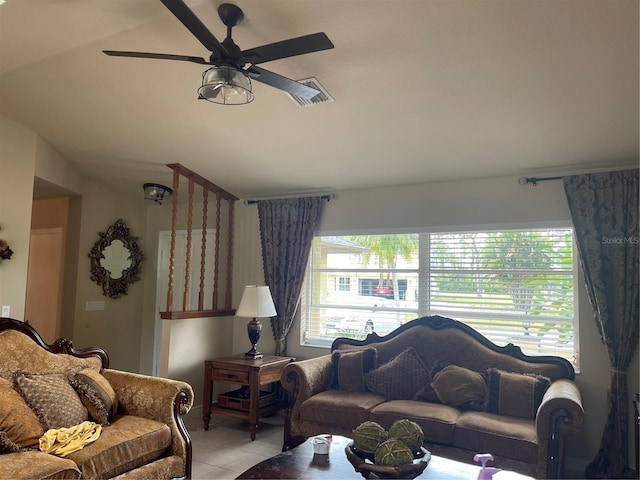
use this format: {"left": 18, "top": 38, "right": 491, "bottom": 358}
{"left": 39, "top": 421, "right": 102, "bottom": 457}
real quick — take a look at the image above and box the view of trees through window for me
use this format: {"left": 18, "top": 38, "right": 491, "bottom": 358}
{"left": 301, "top": 228, "right": 578, "bottom": 365}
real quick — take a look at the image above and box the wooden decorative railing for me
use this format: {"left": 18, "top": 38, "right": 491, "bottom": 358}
{"left": 160, "top": 163, "right": 238, "bottom": 320}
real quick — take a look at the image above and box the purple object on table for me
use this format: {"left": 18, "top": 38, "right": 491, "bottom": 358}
{"left": 473, "top": 453, "right": 501, "bottom": 480}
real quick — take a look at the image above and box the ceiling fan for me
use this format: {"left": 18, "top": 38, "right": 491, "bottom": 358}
{"left": 103, "top": 0, "right": 334, "bottom": 104}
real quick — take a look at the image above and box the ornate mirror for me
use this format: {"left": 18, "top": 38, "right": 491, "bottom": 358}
{"left": 89, "top": 219, "right": 144, "bottom": 299}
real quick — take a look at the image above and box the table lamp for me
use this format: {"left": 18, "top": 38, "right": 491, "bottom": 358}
{"left": 236, "top": 285, "right": 276, "bottom": 359}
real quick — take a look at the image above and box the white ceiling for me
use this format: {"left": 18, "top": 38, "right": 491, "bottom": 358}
{"left": 1, "top": 0, "right": 638, "bottom": 200}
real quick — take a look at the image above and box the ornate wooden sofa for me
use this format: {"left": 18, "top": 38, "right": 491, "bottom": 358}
{"left": 0, "top": 317, "right": 193, "bottom": 479}
{"left": 281, "top": 315, "right": 584, "bottom": 479}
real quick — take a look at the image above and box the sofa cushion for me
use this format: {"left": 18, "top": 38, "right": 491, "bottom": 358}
{"left": 370, "top": 400, "right": 461, "bottom": 445}
{"left": 299, "top": 390, "right": 385, "bottom": 430}
{"left": 487, "top": 368, "right": 551, "bottom": 419}
{"left": 109, "top": 456, "right": 185, "bottom": 480}
{"left": 0, "top": 451, "right": 81, "bottom": 480}
{"left": 453, "top": 411, "right": 538, "bottom": 463}
{"left": 0, "top": 378, "right": 44, "bottom": 450}
{"left": 332, "top": 348, "right": 377, "bottom": 392}
{"left": 364, "top": 347, "right": 430, "bottom": 401}
{"left": 14, "top": 372, "right": 88, "bottom": 430}
{"left": 431, "top": 365, "right": 488, "bottom": 411}
{"left": 71, "top": 368, "right": 119, "bottom": 426}
{"left": 66, "top": 414, "right": 172, "bottom": 480}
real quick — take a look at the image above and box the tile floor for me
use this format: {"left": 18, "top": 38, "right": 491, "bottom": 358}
{"left": 184, "top": 407, "right": 286, "bottom": 480}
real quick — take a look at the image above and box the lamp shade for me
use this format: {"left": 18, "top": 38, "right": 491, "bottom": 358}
{"left": 236, "top": 285, "right": 276, "bottom": 318}
{"left": 198, "top": 66, "right": 254, "bottom": 105}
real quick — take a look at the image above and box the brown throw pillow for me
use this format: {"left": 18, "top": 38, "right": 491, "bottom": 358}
{"left": 71, "top": 368, "right": 119, "bottom": 426}
{"left": 430, "top": 365, "right": 488, "bottom": 411}
{"left": 486, "top": 368, "right": 551, "bottom": 418}
{"left": 0, "top": 378, "right": 44, "bottom": 450}
{"left": 364, "top": 347, "right": 430, "bottom": 401}
{"left": 332, "top": 348, "right": 377, "bottom": 392}
{"left": 14, "top": 372, "right": 88, "bottom": 430}
{"left": 413, "top": 361, "right": 448, "bottom": 404}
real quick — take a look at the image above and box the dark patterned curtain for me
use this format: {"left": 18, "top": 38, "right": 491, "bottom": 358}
{"left": 563, "top": 169, "right": 639, "bottom": 479}
{"left": 257, "top": 197, "right": 325, "bottom": 356}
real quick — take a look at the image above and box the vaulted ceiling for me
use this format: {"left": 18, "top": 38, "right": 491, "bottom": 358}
{"left": 1, "top": 0, "right": 638, "bottom": 199}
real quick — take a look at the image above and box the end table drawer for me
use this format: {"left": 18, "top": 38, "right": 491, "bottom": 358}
{"left": 213, "top": 368, "right": 249, "bottom": 384}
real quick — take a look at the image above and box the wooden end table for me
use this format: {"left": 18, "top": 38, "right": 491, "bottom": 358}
{"left": 203, "top": 354, "right": 295, "bottom": 440}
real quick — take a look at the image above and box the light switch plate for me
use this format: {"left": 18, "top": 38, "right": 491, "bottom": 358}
{"left": 1, "top": 305, "right": 9, "bottom": 317}
{"left": 85, "top": 301, "right": 105, "bottom": 311}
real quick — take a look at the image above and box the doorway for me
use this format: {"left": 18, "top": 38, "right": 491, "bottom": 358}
{"left": 25, "top": 227, "right": 64, "bottom": 343}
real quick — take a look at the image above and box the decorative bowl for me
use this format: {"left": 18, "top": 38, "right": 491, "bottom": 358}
{"left": 345, "top": 442, "right": 431, "bottom": 479}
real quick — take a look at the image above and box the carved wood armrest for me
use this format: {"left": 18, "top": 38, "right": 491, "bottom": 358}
{"left": 536, "top": 379, "right": 584, "bottom": 478}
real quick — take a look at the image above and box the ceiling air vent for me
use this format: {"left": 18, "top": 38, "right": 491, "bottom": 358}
{"left": 286, "top": 77, "right": 334, "bottom": 107}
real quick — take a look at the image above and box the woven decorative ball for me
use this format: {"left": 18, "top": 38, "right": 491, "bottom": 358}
{"left": 352, "top": 421, "right": 388, "bottom": 454}
{"left": 374, "top": 439, "right": 414, "bottom": 466}
{"left": 388, "top": 419, "right": 424, "bottom": 451}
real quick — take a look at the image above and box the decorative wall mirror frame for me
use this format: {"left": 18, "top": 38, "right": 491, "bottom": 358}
{"left": 89, "top": 219, "right": 144, "bottom": 299}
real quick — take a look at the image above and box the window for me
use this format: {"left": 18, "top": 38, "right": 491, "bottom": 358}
{"left": 301, "top": 228, "right": 578, "bottom": 367}
{"left": 337, "top": 277, "right": 351, "bottom": 292}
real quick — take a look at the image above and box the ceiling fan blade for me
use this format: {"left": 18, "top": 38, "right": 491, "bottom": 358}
{"left": 159, "top": 0, "right": 227, "bottom": 56}
{"left": 242, "top": 32, "right": 334, "bottom": 65}
{"left": 247, "top": 66, "right": 321, "bottom": 99}
{"left": 103, "top": 50, "right": 210, "bottom": 65}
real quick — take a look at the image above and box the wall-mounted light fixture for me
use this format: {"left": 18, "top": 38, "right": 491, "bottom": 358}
{"left": 143, "top": 183, "right": 173, "bottom": 204}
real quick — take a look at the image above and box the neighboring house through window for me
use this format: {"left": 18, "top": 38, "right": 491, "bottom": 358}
{"left": 337, "top": 276, "right": 351, "bottom": 292}
{"left": 301, "top": 227, "right": 579, "bottom": 368}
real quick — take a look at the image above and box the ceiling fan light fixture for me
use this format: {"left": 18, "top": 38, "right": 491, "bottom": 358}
{"left": 198, "top": 66, "right": 254, "bottom": 105}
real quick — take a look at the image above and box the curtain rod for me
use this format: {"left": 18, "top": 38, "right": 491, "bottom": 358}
{"left": 518, "top": 176, "right": 563, "bottom": 186}
{"left": 244, "top": 193, "right": 334, "bottom": 205}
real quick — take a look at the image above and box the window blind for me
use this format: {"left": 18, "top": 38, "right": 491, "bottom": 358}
{"left": 426, "top": 230, "right": 576, "bottom": 362}
{"left": 301, "top": 229, "right": 577, "bottom": 366}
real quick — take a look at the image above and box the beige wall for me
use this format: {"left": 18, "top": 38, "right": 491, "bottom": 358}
{"left": 165, "top": 316, "right": 235, "bottom": 405}
{"left": 31, "top": 197, "right": 70, "bottom": 230}
{"left": 0, "top": 117, "right": 37, "bottom": 319}
{"left": 70, "top": 178, "right": 147, "bottom": 372}
{"left": 34, "top": 136, "right": 82, "bottom": 194}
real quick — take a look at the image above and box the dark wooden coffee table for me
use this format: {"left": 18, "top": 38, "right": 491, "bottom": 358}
{"left": 236, "top": 435, "right": 534, "bottom": 479}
